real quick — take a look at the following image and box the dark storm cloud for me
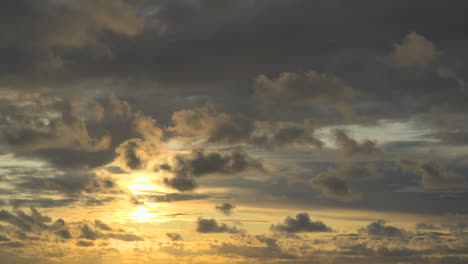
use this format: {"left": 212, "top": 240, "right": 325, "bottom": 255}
{"left": 215, "top": 203, "right": 235, "bottom": 216}
{"left": 270, "top": 213, "right": 332, "bottom": 233}
{"left": 0, "top": 0, "right": 142, "bottom": 83}
{"left": 163, "top": 148, "right": 264, "bottom": 191}
{"left": 397, "top": 159, "right": 466, "bottom": 188}
{"left": 196, "top": 218, "right": 241, "bottom": 234}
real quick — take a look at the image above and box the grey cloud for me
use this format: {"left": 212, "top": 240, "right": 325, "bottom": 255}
{"left": 196, "top": 218, "right": 241, "bottom": 234}
{"left": 166, "top": 232, "right": 182, "bottom": 241}
{"left": 80, "top": 224, "right": 101, "bottom": 240}
{"left": 147, "top": 193, "right": 210, "bottom": 203}
{"left": 431, "top": 131, "right": 468, "bottom": 145}
{"left": 389, "top": 32, "right": 440, "bottom": 70}
{"left": 216, "top": 203, "right": 235, "bottom": 216}
{"left": 397, "top": 159, "right": 466, "bottom": 188}
{"left": 312, "top": 174, "right": 358, "bottom": 202}
{"left": 312, "top": 163, "right": 379, "bottom": 201}
{"left": 107, "top": 233, "right": 143, "bottom": 242}
{"left": 94, "top": 219, "right": 112, "bottom": 231}
{"left": 254, "top": 70, "right": 356, "bottom": 105}
{"left": 76, "top": 240, "right": 94, "bottom": 247}
{"left": 359, "top": 220, "right": 408, "bottom": 238}
{"left": 416, "top": 223, "right": 441, "bottom": 230}
{"left": 0, "top": 0, "right": 142, "bottom": 79}
{"left": 168, "top": 106, "right": 323, "bottom": 149}
{"left": 270, "top": 213, "right": 332, "bottom": 233}
{"left": 13, "top": 170, "right": 118, "bottom": 197}
{"left": 54, "top": 229, "right": 72, "bottom": 239}
{"left": 334, "top": 129, "right": 384, "bottom": 159}
{"left": 0, "top": 208, "right": 51, "bottom": 232}
{"left": 163, "top": 148, "right": 264, "bottom": 191}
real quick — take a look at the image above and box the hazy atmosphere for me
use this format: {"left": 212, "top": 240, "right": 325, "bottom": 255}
{"left": 1, "top": 1, "right": 468, "bottom": 263}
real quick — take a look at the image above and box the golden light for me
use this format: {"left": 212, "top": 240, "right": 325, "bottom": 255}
{"left": 128, "top": 175, "right": 157, "bottom": 194}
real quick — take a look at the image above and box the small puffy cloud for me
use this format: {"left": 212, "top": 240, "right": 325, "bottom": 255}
{"left": 196, "top": 218, "right": 241, "bottom": 234}
{"left": 397, "top": 159, "right": 465, "bottom": 188}
{"left": 163, "top": 148, "right": 264, "bottom": 191}
{"left": 166, "top": 233, "right": 182, "bottom": 241}
{"left": 54, "top": 229, "right": 72, "bottom": 239}
{"left": 359, "top": 220, "right": 408, "bottom": 238}
{"left": 389, "top": 32, "right": 440, "bottom": 70}
{"left": 334, "top": 129, "right": 384, "bottom": 159}
{"left": 270, "top": 213, "right": 332, "bottom": 233}
{"left": 254, "top": 70, "right": 356, "bottom": 104}
{"left": 216, "top": 203, "right": 235, "bottom": 216}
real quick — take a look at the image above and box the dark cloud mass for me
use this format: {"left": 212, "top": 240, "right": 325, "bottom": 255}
{"left": 163, "top": 148, "right": 264, "bottom": 191}
{"left": 215, "top": 203, "right": 235, "bottom": 216}
{"left": 271, "top": 213, "right": 332, "bottom": 233}
{"left": 196, "top": 218, "right": 241, "bottom": 234}
{"left": 1, "top": 0, "right": 468, "bottom": 263}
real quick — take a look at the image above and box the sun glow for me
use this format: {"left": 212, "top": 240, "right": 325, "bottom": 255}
{"left": 128, "top": 175, "right": 157, "bottom": 194}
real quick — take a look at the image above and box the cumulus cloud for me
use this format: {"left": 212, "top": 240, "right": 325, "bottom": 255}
{"left": 334, "top": 129, "right": 384, "bottom": 159}
{"left": 397, "top": 159, "right": 465, "bottom": 188}
{"left": 196, "top": 218, "right": 241, "bottom": 234}
{"left": 389, "top": 32, "right": 440, "bottom": 70}
{"left": 270, "top": 213, "right": 332, "bottom": 233}
{"left": 162, "top": 148, "right": 264, "bottom": 191}
{"left": 389, "top": 32, "right": 464, "bottom": 87}
{"left": 359, "top": 220, "right": 408, "bottom": 238}
{"left": 216, "top": 203, "right": 236, "bottom": 216}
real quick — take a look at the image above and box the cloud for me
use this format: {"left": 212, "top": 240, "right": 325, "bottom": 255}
{"left": 312, "top": 163, "right": 378, "bottom": 201}
{"left": 270, "top": 213, "right": 332, "bottom": 233}
{"left": 163, "top": 148, "right": 264, "bottom": 191}
{"left": 76, "top": 240, "right": 94, "bottom": 247}
{"left": 147, "top": 193, "right": 210, "bottom": 203}
{"left": 55, "top": 229, "right": 72, "bottom": 239}
{"left": 389, "top": 32, "right": 440, "bottom": 70}
{"left": 216, "top": 203, "right": 235, "bottom": 216}
{"left": 0, "top": 207, "right": 52, "bottom": 232}
{"left": 0, "top": 0, "right": 143, "bottom": 76}
{"left": 254, "top": 70, "right": 356, "bottom": 105}
{"left": 334, "top": 129, "right": 384, "bottom": 159}
{"left": 196, "top": 218, "right": 241, "bottom": 234}
{"left": 397, "top": 159, "right": 466, "bottom": 188}
{"left": 168, "top": 106, "right": 323, "bottom": 149}
{"left": 166, "top": 233, "right": 182, "bottom": 241}
{"left": 312, "top": 174, "right": 359, "bottom": 201}
{"left": 358, "top": 220, "right": 408, "bottom": 238}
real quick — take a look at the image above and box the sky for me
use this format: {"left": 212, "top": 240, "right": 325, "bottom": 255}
{"left": 1, "top": 1, "right": 468, "bottom": 263}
